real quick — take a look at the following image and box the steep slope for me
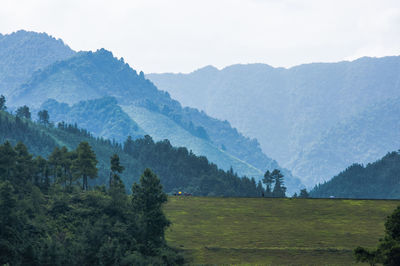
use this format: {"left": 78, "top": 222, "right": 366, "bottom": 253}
{"left": 148, "top": 57, "right": 400, "bottom": 186}
{"left": 9, "top": 47, "right": 302, "bottom": 192}
{"left": 310, "top": 151, "right": 400, "bottom": 199}
{"left": 41, "top": 97, "right": 146, "bottom": 141}
{"left": 289, "top": 98, "right": 400, "bottom": 186}
{"left": 0, "top": 30, "right": 75, "bottom": 97}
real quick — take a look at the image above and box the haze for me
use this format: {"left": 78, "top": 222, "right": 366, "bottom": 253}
{"left": 1, "top": 0, "right": 400, "bottom": 73}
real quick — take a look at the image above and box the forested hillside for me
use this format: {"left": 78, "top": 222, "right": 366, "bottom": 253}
{"left": 310, "top": 151, "right": 400, "bottom": 199}
{"left": 0, "top": 138, "right": 183, "bottom": 264}
{"left": 1, "top": 36, "right": 301, "bottom": 193}
{"left": 0, "top": 109, "right": 266, "bottom": 197}
{"left": 42, "top": 97, "right": 146, "bottom": 141}
{"left": 148, "top": 58, "right": 400, "bottom": 187}
{"left": 0, "top": 30, "right": 75, "bottom": 97}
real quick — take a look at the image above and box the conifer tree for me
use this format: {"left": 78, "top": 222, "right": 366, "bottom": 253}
{"left": 73, "top": 142, "right": 98, "bottom": 190}
{"left": 271, "top": 169, "right": 286, "bottom": 198}
{"left": 262, "top": 170, "right": 274, "bottom": 197}
{"left": 131, "top": 168, "right": 169, "bottom": 254}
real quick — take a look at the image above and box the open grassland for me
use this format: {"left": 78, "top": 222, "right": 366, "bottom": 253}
{"left": 164, "top": 197, "right": 399, "bottom": 265}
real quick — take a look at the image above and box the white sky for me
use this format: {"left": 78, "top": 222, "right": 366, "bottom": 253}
{"left": 1, "top": 0, "right": 400, "bottom": 73}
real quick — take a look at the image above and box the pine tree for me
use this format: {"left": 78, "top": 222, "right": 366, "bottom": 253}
{"left": 271, "top": 169, "right": 286, "bottom": 198}
{"left": 73, "top": 142, "right": 98, "bottom": 190}
{"left": 263, "top": 170, "right": 274, "bottom": 197}
{"left": 131, "top": 168, "right": 169, "bottom": 254}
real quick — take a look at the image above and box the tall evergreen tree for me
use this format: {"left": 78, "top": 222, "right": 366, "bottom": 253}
{"left": 73, "top": 142, "right": 98, "bottom": 190}
{"left": 263, "top": 170, "right": 274, "bottom": 197}
{"left": 271, "top": 169, "right": 286, "bottom": 198}
{"left": 131, "top": 168, "right": 169, "bottom": 254}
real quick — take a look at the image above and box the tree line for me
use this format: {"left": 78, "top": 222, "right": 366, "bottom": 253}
{"left": 0, "top": 139, "right": 183, "bottom": 265}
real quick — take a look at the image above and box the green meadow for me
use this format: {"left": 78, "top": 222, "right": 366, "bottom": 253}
{"left": 164, "top": 197, "right": 399, "bottom": 265}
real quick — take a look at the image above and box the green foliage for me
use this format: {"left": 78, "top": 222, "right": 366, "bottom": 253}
{"left": 37, "top": 109, "right": 50, "bottom": 125}
{"left": 16, "top": 105, "right": 31, "bottom": 119}
{"left": 73, "top": 142, "right": 98, "bottom": 190}
{"left": 0, "top": 139, "right": 183, "bottom": 265}
{"left": 123, "top": 135, "right": 265, "bottom": 197}
{"left": 311, "top": 151, "right": 400, "bottom": 199}
{"left": 262, "top": 169, "right": 286, "bottom": 197}
{"left": 354, "top": 206, "right": 400, "bottom": 265}
{"left": 132, "top": 169, "right": 170, "bottom": 255}
{"left": 299, "top": 188, "right": 309, "bottom": 198}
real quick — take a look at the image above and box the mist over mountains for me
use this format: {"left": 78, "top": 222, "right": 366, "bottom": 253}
{"left": 0, "top": 30, "right": 302, "bottom": 194}
{"left": 148, "top": 59, "right": 400, "bottom": 187}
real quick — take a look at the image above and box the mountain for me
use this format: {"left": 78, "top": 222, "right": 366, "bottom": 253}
{"left": 147, "top": 57, "right": 400, "bottom": 186}
{"left": 0, "top": 109, "right": 267, "bottom": 196}
{"left": 288, "top": 97, "right": 400, "bottom": 186}
{"left": 4, "top": 43, "right": 302, "bottom": 193}
{"left": 0, "top": 30, "right": 75, "bottom": 97}
{"left": 310, "top": 151, "right": 400, "bottom": 199}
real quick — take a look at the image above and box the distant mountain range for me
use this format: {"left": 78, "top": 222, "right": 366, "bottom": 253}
{"left": 0, "top": 30, "right": 302, "bottom": 194}
{"left": 148, "top": 58, "right": 400, "bottom": 187}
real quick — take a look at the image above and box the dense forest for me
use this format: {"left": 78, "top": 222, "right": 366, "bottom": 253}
{"left": 0, "top": 137, "right": 183, "bottom": 264}
{"left": 0, "top": 99, "right": 267, "bottom": 197}
{"left": 310, "top": 151, "right": 400, "bottom": 199}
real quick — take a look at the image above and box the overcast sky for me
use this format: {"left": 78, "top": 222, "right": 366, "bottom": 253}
{"left": 1, "top": 0, "right": 400, "bottom": 73}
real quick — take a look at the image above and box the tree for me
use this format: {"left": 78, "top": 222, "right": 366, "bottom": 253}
{"left": 299, "top": 188, "right": 309, "bottom": 198}
{"left": 271, "top": 169, "right": 286, "bottom": 198}
{"left": 37, "top": 110, "right": 50, "bottom": 125}
{"left": 0, "top": 141, "right": 16, "bottom": 181}
{"left": 355, "top": 206, "right": 400, "bottom": 265}
{"left": 131, "top": 168, "right": 169, "bottom": 254}
{"left": 262, "top": 170, "right": 274, "bottom": 197}
{"left": 72, "top": 142, "right": 98, "bottom": 190}
{"left": 14, "top": 142, "right": 34, "bottom": 189}
{"left": 16, "top": 105, "right": 31, "bottom": 120}
{"left": 110, "top": 153, "right": 125, "bottom": 187}
{"left": 0, "top": 95, "right": 6, "bottom": 111}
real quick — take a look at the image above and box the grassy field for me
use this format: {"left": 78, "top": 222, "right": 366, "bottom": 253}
{"left": 164, "top": 197, "right": 399, "bottom": 265}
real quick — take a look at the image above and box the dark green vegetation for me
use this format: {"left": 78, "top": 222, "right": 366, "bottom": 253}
{"left": 0, "top": 139, "right": 183, "bottom": 265}
{"left": 0, "top": 30, "right": 302, "bottom": 193}
{"left": 164, "top": 197, "right": 399, "bottom": 265}
{"left": 355, "top": 206, "right": 400, "bottom": 265}
{"left": 148, "top": 59, "right": 400, "bottom": 187}
{"left": 0, "top": 108, "right": 265, "bottom": 196}
{"left": 311, "top": 151, "right": 400, "bottom": 199}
